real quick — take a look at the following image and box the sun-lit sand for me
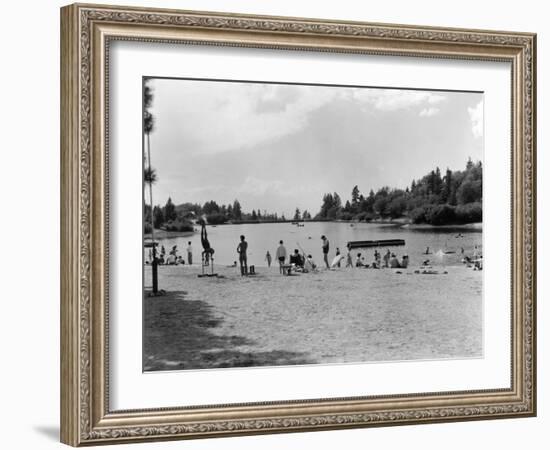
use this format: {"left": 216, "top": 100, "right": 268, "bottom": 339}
{"left": 143, "top": 264, "right": 482, "bottom": 371}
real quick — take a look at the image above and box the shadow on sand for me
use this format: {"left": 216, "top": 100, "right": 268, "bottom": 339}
{"left": 143, "top": 291, "right": 315, "bottom": 371}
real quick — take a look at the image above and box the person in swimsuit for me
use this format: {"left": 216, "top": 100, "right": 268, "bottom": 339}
{"left": 276, "top": 240, "right": 287, "bottom": 274}
{"left": 321, "top": 235, "right": 330, "bottom": 269}
{"left": 237, "top": 235, "right": 248, "bottom": 276}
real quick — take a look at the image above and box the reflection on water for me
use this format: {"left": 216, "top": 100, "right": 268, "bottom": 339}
{"left": 146, "top": 222, "right": 482, "bottom": 268}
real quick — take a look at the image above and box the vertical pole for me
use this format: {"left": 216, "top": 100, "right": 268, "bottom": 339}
{"left": 147, "top": 131, "right": 158, "bottom": 293}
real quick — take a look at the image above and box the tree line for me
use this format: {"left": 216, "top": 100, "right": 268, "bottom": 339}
{"left": 315, "top": 158, "right": 482, "bottom": 225}
{"left": 145, "top": 158, "right": 482, "bottom": 233}
{"left": 145, "top": 198, "right": 314, "bottom": 232}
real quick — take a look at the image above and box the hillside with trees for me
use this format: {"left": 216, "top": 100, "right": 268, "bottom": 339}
{"left": 315, "top": 158, "right": 482, "bottom": 225}
{"left": 145, "top": 158, "right": 482, "bottom": 232}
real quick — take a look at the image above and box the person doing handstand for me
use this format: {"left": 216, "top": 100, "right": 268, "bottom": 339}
{"left": 200, "top": 221, "right": 214, "bottom": 265}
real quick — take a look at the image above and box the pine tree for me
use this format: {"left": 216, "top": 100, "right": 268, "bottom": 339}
{"left": 344, "top": 200, "right": 351, "bottom": 212}
{"left": 164, "top": 197, "right": 177, "bottom": 221}
{"left": 441, "top": 168, "right": 452, "bottom": 202}
{"left": 232, "top": 200, "right": 242, "bottom": 220}
{"left": 351, "top": 185, "right": 360, "bottom": 205}
{"left": 434, "top": 167, "right": 442, "bottom": 195}
{"left": 153, "top": 205, "right": 164, "bottom": 228}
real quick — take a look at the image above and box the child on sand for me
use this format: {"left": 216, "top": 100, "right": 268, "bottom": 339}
{"left": 383, "top": 249, "right": 391, "bottom": 268}
{"left": 304, "top": 254, "right": 317, "bottom": 272}
{"left": 345, "top": 249, "right": 353, "bottom": 268}
{"left": 265, "top": 251, "right": 272, "bottom": 267}
{"left": 186, "top": 241, "right": 193, "bottom": 265}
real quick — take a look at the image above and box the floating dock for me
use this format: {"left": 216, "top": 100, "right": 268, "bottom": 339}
{"left": 347, "top": 239, "right": 405, "bottom": 249}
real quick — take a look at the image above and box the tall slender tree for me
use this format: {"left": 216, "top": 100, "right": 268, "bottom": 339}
{"left": 351, "top": 185, "right": 360, "bottom": 206}
{"left": 144, "top": 80, "right": 159, "bottom": 293}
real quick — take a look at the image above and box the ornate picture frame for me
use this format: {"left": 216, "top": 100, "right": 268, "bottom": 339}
{"left": 60, "top": 3, "right": 536, "bottom": 446}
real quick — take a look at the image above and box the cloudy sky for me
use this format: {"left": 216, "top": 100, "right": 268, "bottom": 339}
{"left": 145, "top": 78, "right": 483, "bottom": 216}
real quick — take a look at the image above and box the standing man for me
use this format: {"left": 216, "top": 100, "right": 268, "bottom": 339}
{"left": 237, "top": 235, "right": 248, "bottom": 276}
{"left": 276, "top": 240, "right": 287, "bottom": 274}
{"left": 186, "top": 241, "right": 193, "bottom": 265}
{"left": 321, "top": 235, "right": 330, "bottom": 269}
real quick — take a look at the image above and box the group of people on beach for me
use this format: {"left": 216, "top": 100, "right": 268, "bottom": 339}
{"left": 235, "top": 237, "right": 318, "bottom": 276}
{"left": 254, "top": 235, "right": 410, "bottom": 275}
{"left": 350, "top": 248, "right": 409, "bottom": 270}
{"left": 148, "top": 222, "right": 481, "bottom": 275}
{"left": 147, "top": 241, "right": 196, "bottom": 266}
{"left": 148, "top": 232, "right": 409, "bottom": 274}
{"left": 232, "top": 235, "right": 331, "bottom": 276}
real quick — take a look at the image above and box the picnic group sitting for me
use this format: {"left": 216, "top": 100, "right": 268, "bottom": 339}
{"left": 146, "top": 245, "right": 186, "bottom": 266}
{"left": 353, "top": 249, "right": 409, "bottom": 269}
{"left": 288, "top": 249, "right": 318, "bottom": 273}
{"left": 462, "top": 245, "right": 483, "bottom": 270}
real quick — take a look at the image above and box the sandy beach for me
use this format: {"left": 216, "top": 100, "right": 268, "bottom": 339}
{"left": 143, "top": 263, "right": 482, "bottom": 371}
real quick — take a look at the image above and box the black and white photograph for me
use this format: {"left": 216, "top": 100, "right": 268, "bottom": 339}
{"left": 142, "top": 77, "right": 484, "bottom": 372}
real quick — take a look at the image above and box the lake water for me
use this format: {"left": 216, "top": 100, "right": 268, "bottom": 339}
{"left": 148, "top": 222, "right": 482, "bottom": 269}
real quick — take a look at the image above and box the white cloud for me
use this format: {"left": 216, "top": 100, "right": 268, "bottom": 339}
{"left": 419, "top": 107, "right": 440, "bottom": 117}
{"left": 236, "top": 176, "right": 318, "bottom": 198}
{"left": 236, "top": 176, "right": 284, "bottom": 196}
{"left": 350, "top": 89, "right": 446, "bottom": 112}
{"left": 151, "top": 80, "right": 337, "bottom": 156}
{"left": 468, "top": 100, "right": 483, "bottom": 138}
{"left": 150, "top": 80, "right": 452, "bottom": 160}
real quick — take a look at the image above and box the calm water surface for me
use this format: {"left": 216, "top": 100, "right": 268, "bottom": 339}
{"left": 148, "top": 222, "right": 482, "bottom": 268}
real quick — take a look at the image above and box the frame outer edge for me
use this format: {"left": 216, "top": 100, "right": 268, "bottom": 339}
{"left": 61, "top": 4, "right": 81, "bottom": 447}
{"left": 61, "top": 2, "right": 537, "bottom": 445}
{"left": 529, "top": 33, "right": 536, "bottom": 416}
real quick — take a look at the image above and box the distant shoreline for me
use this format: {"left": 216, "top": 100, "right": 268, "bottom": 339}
{"left": 401, "top": 222, "right": 482, "bottom": 230}
{"left": 145, "top": 220, "right": 482, "bottom": 239}
{"left": 145, "top": 229, "right": 195, "bottom": 239}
